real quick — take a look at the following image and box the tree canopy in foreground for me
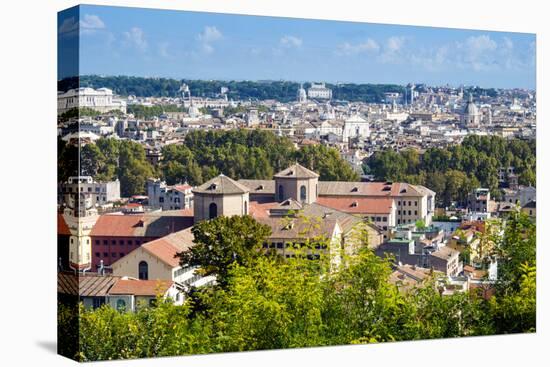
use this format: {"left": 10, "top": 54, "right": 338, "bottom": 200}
{"left": 59, "top": 211, "right": 535, "bottom": 361}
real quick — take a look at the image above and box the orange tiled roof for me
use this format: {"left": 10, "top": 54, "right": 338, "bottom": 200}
{"left": 316, "top": 197, "right": 394, "bottom": 214}
{"left": 90, "top": 213, "right": 193, "bottom": 237}
{"left": 459, "top": 221, "right": 486, "bottom": 233}
{"left": 109, "top": 278, "right": 173, "bottom": 296}
{"left": 249, "top": 200, "right": 280, "bottom": 219}
{"left": 141, "top": 228, "right": 195, "bottom": 267}
{"left": 58, "top": 213, "right": 71, "bottom": 235}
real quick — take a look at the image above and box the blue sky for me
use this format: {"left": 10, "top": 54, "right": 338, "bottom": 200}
{"left": 58, "top": 5, "right": 536, "bottom": 89}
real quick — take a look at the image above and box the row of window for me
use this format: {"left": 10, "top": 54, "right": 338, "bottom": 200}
{"left": 262, "top": 242, "right": 327, "bottom": 250}
{"left": 94, "top": 239, "right": 143, "bottom": 246}
{"left": 397, "top": 210, "right": 418, "bottom": 216}
{"left": 369, "top": 216, "right": 387, "bottom": 222}
{"left": 96, "top": 252, "right": 125, "bottom": 258}
{"left": 397, "top": 200, "right": 418, "bottom": 207}
{"left": 397, "top": 219, "right": 416, "bottom": 225}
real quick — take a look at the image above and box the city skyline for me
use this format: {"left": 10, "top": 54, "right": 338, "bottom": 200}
{"left": 59, "top": 5, "right": 536, "bottom": 89}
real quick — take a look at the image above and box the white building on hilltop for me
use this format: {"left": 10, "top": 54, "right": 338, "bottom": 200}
{"left": 58, "top": 87, "right": 127, "bottom": 115}
{"left": 307, "top": 82, "right": 332, "bottom": 100}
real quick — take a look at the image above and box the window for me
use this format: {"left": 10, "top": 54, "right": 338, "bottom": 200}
{"left": 138, "top": 261, "right": 149, "bottom": 280}
{"left": 244, "top": 201, "right": 248, "bottom": 215}
{"left": 415, "top": 201, "right": 418, "bottom": 206}
{"left": 95, "top": 240, "right": 100, "bottom": 245}
{"left": 95, "top": 252, "right": 100, "bottom": 258}
{"left": 415, "top": 210, "right": 418, "bottom": 215}
{"left": 278, "top": 185, "right": 284, "bottom": 201}
{"left": 398, "top": 201, "right": 401, "bottom": 206}
{"left": 116, "top": 299, "right": 126, "bottom": 312}
{"left": 382, "top": 217, "right": 387, "bottom": 222}
{"left": 408, "top": 210, "right": 412, "bottom": 215}
{"left": 128, "top": 240, "right": 133, "bottom": 245}
{"left": 111, "top": 252, "right": 116, "bottom": 257}
{"left": 120, "top": 252, "right": 125, "bottom": 258}
{"left": 277, "top": 242, "right": 284, "bottom": 249}
{"left": 408, "top": 201, "right": 412, "bottom": 206}
{"left": 103, "top": 252, "right": 108, "bottom": 257}
{"left": 119, "top": 240, "right": 124, "bottom": 245}
{"left": 103, "top": 240, "right": 108, "bottom": 245}
{"left": 300, "top": 185, "right": 307, "bottom": 202}
{"left": 92, "top": 298, "right": 105, "bottom": 309}
{"left": 376, "top": 217, "right": 381, "bottom": 222}
{"left": 398, "top": 219, "right": 401, "bottom": 224}
{"left": 208, "top": 202, "right": 218, "bottom": 219}
{"left": 398, "top": 210, "right": 401, "bottom": 215}
{"left": 111, "top": 240, "right": 116, "bottom": 245}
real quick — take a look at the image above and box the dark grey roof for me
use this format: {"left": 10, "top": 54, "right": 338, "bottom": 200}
{"left": 193, "top": 174, "right": 250, "bottom": 195}
{"left": 274, "top": 164, "right": 319, "bottom": 179}
{"left": 238, "top": 179, "right": 276, "bottom": 194}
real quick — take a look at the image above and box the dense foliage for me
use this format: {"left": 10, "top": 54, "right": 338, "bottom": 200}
{"left": 366, "top": 135, "right": 536, "bottom": 206}
{"left": 59, "top": 212, "right": 535, "bottom": 361}
{"left": 63, "top": 129, "right": 359, "bottom": 196}
{"left": 59, "top": 75, "right": 406, "bottom": 103}
{"left": 178, "top": 215, "right": 273, "bottom": 285}
{"left": 160, "top": 129, "right": 360, "bottom": 186}
{"left": 76, "top": 139, "right": 155, "bottom": 197}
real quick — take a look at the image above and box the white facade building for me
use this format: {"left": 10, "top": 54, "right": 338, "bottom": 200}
{"left": 307, "top": 82, "right": 332, "bottom": 99}
{"left": 342, "top": 114, "right": 370, "bottom": 142}
{"left": 147, "top": 179, "right": 194, "bottom": 210}
{"left": 58, "top": 87, "right": 127, "bottom": 115}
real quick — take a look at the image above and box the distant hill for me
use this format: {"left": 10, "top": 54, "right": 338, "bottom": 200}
{"left": 57, "top": 75, "right": 408, "bottom": 103}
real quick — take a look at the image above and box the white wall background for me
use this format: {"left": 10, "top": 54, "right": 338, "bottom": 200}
{"left": 0, "top": 0, "right": 547, "bottom": 366}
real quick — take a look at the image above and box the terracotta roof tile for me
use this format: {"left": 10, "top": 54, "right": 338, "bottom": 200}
{"left": 58, "top": 214, "right": 71, "bottom": 236}
{"left": 57, "top": 272, "right": 120, "bottom": 297}
{"left": 316, "top": 197, "right": 394, "bottom": 214}
{"left": 90, "top": 213, "right": 193, "bottom": 237}
{"left": 109, "top": 278, "right": 173, "bottom": 296}
{"left": 142, "top": 228, "right": 195, "bottom": 267}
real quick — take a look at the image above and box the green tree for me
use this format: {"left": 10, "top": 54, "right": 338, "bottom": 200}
{"left": 177, "top": 215, "right": 272, "bottom": 285}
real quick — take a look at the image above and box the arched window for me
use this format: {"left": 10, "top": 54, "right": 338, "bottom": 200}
{"left": 244, "top": 200, "right": 248, "bottom": 215}
{"left": 300, "top": 185, "right": 307, "bottom": 202}
{"left": 209, "top": 202, "right": 217, "bottom": 219}
{"left": 278, "top": 185, "right": 284, "bottom": 201}
{"left": 116, "top": 299, "right": 126, "bottom": 312}
{"left": 138, "top": 261, "right": 148, "bottom": 280}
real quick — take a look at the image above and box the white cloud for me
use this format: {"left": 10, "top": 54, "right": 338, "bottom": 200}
{"left": 58, "top": 17, "right": 78, "bottom": 36}
{"left": 386, "top": 36, "right": 405, "bottom": 52}
{"left": 378, "top": 36, "right": 407, "bottom": 63}
{"left": 280, "top": 35, "right": 303, "bottom": 48}
{"left": 196, "top": 26, "right": 222, "bottom": 54}
{"left": 336, "top": 38, "right": 379, "bottom": 55}
{"left": 80, "top": 14, "right": 105, "bottom": 30}
{"left": 197, "top": 26, "right": 222, "bottom": 43}
{"left": 59, "top": 14, "right": 106, "bottom": 38}
{"left": 124, "top": 27, "right": 147, "bottom": 51}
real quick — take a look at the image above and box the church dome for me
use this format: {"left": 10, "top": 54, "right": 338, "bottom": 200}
{"left": 297, "top": 84, "right": 307, "bottom": 103}
{"left": 464, "top": 94, "right": 479, "bottom": 117}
